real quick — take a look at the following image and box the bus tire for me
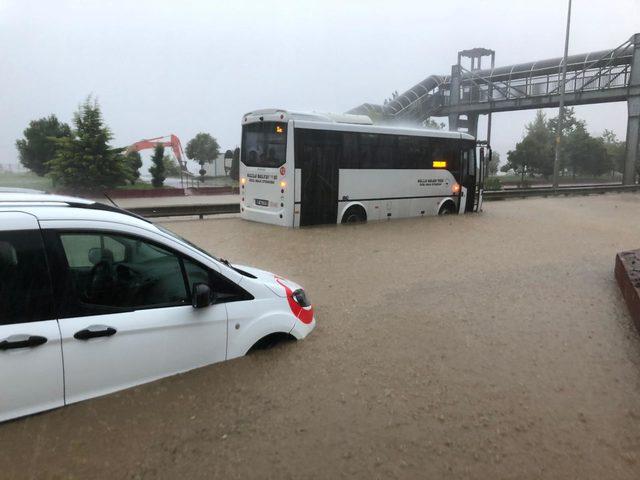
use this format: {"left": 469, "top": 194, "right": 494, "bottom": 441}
{"left": 341, "top": 205, "right": 367, "bottom": 224}
{"left": 438, "top": 201, "right": 456, "bottom": 216}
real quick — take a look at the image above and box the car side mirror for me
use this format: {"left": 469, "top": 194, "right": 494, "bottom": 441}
{"left": 192, "top": 283, "right": 212, "bottom": 309}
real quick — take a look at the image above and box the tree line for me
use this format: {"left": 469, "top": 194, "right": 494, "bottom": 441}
{"left": 15, "top": 97, "right": 238, "bottom": 192}
{"left": 500, "top": 108, "right": 630, "bottom": 181}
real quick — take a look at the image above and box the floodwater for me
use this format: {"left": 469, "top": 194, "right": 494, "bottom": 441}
{"left": 1, "top": 193, "right": 640, "bottom": 479}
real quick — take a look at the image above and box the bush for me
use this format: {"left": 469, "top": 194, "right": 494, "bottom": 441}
{"left": 484, "top": 176, "right": 502, "bottom": 191}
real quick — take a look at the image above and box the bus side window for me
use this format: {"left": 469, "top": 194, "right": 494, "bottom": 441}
{"left": 375, "top": 135, "right": 395, "bottom": 168}
{"left": 432, "top": 139, "right": 459, "bottom": 178}
{"left": 431, "top": 139, "right": 445, "bottom": 169}
{"left": 450, "top": 140, "right": 462, "bottom": 177}
{"left": 397, "top": 136, "right": 415, "bottom": 169}
{"left": 397, "top": 136, "right": 424, "bottom": 169}
{"left": 340, "top": 132, "right": 358, "bottom": 169}
{"left": 417, "top": 137, "right": 432, "bottom": 169}
{"left": 358, "top": 133, "right": 377, "bottom": 169}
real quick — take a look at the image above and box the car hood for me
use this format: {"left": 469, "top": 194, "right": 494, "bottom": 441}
{"left": 233, "top": 264, "right": 303, "bottom": 298}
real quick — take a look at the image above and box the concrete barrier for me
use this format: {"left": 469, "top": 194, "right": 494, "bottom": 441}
{"left": 615, "top": 250, "right": 640, "bottom": 334}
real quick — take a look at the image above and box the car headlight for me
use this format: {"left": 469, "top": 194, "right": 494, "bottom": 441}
{"left": 291, "top": 289, "right": 311, "bottom": 307}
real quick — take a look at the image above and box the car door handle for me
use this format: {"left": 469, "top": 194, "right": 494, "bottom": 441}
{"left": 74, "top": 325, "right": 117, "bottom": 340}
{"left": 0, "top": 335, "right": 48, "bottom": 350}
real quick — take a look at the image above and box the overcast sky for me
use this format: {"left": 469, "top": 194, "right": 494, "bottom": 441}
{"left": 1, "top": 0, "right": 638, "bottom": 170}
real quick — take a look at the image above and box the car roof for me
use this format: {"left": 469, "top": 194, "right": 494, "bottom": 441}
{"left": 0, "top": 193, "right": 159, "bottom": 232}
{"left": 0, "top": 192, "right": 94, "bottom": 205}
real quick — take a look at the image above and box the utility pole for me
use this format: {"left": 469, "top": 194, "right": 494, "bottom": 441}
{"left": 553, "top": 0, "right": 572, "bottom": 189}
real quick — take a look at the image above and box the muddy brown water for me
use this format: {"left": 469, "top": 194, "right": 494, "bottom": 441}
{"left": 2, "top": 194, "right": 640, "bottom": 479}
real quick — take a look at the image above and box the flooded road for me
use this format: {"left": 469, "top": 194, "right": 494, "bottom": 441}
{"left": 2, "top": 193, "right": 640, "bottom": 479}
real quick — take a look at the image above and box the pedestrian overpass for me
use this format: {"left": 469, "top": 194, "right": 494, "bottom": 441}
{"left": 349, "top": 33, "right": 640, "bottom": 185}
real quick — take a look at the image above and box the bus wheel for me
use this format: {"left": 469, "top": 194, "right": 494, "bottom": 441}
{"left": 341, "top": 206, "right": 367, "bottom": 224}
{"left": 438, "top": 202, "right": 456, "bottom": 216}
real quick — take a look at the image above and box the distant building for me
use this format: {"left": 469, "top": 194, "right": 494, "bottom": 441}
{"left": 199, "top": 154, "right": 230, "bottom": 177}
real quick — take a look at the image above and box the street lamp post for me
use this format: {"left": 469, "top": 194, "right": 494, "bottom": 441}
{"left": 553, "top": 0, "right": 572, "bottom": 190}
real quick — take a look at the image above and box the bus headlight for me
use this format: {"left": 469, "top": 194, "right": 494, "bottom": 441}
{"left": 241, "top": 177, "right": 246, "bottom": 185}
{"left": 280, "top": 180, "right": 287, "bottom": 188}
{"left": 452, "top": 183, "right": 461, "bottom": 194}
{"left": 292, "top": 289, "right": 311, "bottom": 307}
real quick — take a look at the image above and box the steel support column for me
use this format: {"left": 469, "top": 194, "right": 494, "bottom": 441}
{"left": 624, "top": 33, "right": 640, "bottom": 185}
{"left": 466, "top": 114, "right": 479, "bottom": 138}
{"left": 448, "top": 65, "right": 461, "bottom": 131}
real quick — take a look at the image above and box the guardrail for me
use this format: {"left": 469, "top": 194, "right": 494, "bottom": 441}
{"left": 484, "top": 183, "right": 640, "bottom": 200}
{"left": 128, "top": 184, "right": 640, "bottom": 219}
{"left": 129, "top": 203, "right": 240, "bottom": 219}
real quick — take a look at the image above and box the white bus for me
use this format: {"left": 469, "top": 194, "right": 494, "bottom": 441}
{"left": 239, "top": 109, "right": 485, "bottom": 227}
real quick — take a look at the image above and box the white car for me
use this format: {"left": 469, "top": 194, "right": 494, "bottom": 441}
{"left": 0, "top": 193, "right": 315, "bottom": 422}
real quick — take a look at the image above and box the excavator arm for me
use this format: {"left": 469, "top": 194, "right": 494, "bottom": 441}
{"left": 127, "top": 134, "right": 187, "bottom": 170}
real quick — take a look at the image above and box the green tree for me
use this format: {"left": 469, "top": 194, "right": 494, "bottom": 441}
{"left": 502, "top": 111, "right": 554, "bottom": 182}
{"left": 149, "top": 144, "right": 166, "bottom": 187}
{"left": 163, "top": 154, "right": 182, "bottom": 177}
{"left": 124, "top": 150, "right": 142, "bottom": 185}
{"left": 547, "top": 108, "right": 586, "bottom": 174}
{"left": 49, "top": 98, "right": 127, "bottom": 191}
{"left": 487, "top": 151, "right": 500, "bottom": 176}
{"left": 547, "top": 107, "right": 582, "bottom": 137}
{"left": 601, "top": 130, "right": 626, "bottom": 174}
{"left": 230, "top": 147, "right": 240, "bottom": 181}
{"left": 186, "top": 133, "right": 220, "bottom": 181}
{"left": 564, "top": 123, "right": 610, "bottom": 177}
{"left": 502, "top": 145, "right": 528, "bottom": 185}
{"left": 15, "top": 115, "right": 71, "bottom": 176}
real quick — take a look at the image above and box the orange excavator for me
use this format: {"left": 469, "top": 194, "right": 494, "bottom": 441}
{"left": 127, "top": 134, "right": 188, "bottom": 171}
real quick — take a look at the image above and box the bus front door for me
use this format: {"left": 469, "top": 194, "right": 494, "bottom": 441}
{"left": 461, "top": 147, "right": 477, "bottom": 213}
{"left": 299, "top": 140, "right": 339, "bottom": 226}
{"left": 476, "top": 146, "right": 487, "bottom": 212}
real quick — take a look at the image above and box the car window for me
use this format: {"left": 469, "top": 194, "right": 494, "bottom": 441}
{"left": 0, "top": 230, "right": 54, "bottom": 325}
{"left": 183, "top": 257, "right": 253, "bottom": 304}
{"left": 58, "top": 232, "right": 189, "bottom": 312}
{"left": 61, "top": 233, "right": 126, "bottom": 267}
{"left": 184, "top": 257, "right": 211, "bottom": 290}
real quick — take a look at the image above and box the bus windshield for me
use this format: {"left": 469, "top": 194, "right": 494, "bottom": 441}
{"left": 241, "top": 122, "right": 287, "bottom": 168}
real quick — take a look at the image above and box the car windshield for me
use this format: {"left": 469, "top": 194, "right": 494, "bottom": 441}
{"left": 157, "top": 225, "right": 218, "bottom": 261}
